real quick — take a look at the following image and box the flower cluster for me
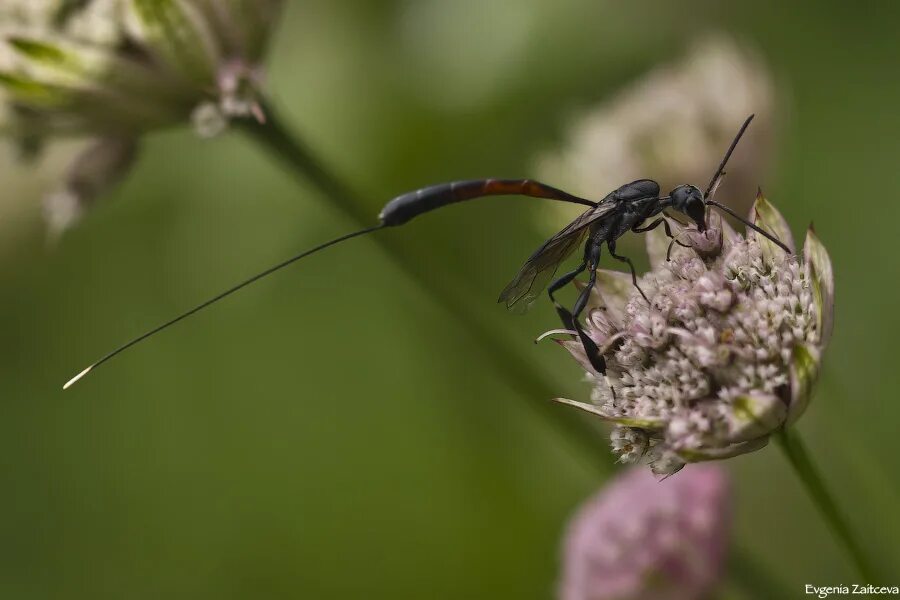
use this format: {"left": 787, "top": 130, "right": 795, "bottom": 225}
{"left": 1, "top": 0, "right": 283, "bottom": 138}
{"left": 559, "top": 465, "right": 730, "bottom": 600}
{"left": 535, "top": 34, "right": 775, "bottom": 233}
{"left": 553, "top": 194, "right": 833, "bottom": 475}
{"left": 1, "top": 0, "right": 284, "bottom": 232}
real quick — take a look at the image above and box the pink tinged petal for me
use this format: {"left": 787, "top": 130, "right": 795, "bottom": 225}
{"left": 552, "top": 397, "right": 665, "bottom": 429}
{"left": 644, "top": 216, "right": 678, "bottom": 270}
{"left": 594, "top": 269, "right": 635, "bottom": 322}
{"left": 786, "top": 343, "right": 821, "bottom": 426}
{"left": 727, "top": 393, "right": 787, "bottom": 442}
{"left": 677, "top": 436, "right": 769, "bottom": 463}
{"left": 645, "top": 217, "right": 700, "bottom": 265}
{"left": 557, "top": 340, "right": 603, "bottom": 376}
{"left": 584, "top": 308, "right": 619, "bottom": 341}
{"left": 750, "top": 189, "right": 796, "bottom": 258}
{"left": 803, "top": 226, "right": 835, "bottom": 346}
{"left": 710, "top": 210, "right": 739, "bottom": 248}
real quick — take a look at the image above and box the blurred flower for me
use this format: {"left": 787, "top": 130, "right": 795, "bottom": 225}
{"left": 535, "top": 34, "right": 776, "bottom": 231}
{"left": 0, "top": 0, "right": 282, "bottom": 137}
{"left": 559, "top": 465, "right": 730, "bottom": 600}
{"left": 0, "top": 0, "right": 283, "bottom": 232}
{"left": 553, "top": 194, "right": 833, "bottom": 475}
{"left": 43, "top": 135, "right": 137, "bottom": 236}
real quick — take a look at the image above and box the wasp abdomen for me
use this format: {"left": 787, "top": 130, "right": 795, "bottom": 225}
{"left": 379, "top": 179, "right": 592, "bottom": 226}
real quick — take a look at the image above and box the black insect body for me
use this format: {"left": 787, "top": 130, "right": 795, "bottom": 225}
{"left": 64, "top": 115, "right": 790, "bottom": 388}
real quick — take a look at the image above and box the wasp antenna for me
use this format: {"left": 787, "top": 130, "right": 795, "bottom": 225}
{"left": 705, "top": 115, "right": 754, "bottom": 198}
{"left": 708, "top": 171, "right": 727, "bottom": 200}
{"left": 706, "top": 199, "right": 791, "bottom": 254}
{"left": 62, "top": 224, "right": 385, "bottom": 389}
{"left": 63, "top": 366, "right": 94, "bottom": 390}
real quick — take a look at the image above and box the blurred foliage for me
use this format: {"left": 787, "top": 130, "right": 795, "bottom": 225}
{"left": 0, "top": 0, "right": 898, "bottom": 598}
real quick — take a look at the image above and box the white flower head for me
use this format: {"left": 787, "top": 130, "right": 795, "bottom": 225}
{"left": 535, "top": 34, "right": 776, "bottom": 233}
{"left": 1, "top": 0, "right": 284, "bottom": 233}
{"left": 1, "top": 0, "right": 283, "bottom": 137}
{"left": 554, "top": 194, "right": 833, "bottom": 475}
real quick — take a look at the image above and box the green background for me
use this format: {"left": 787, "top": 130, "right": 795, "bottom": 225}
{"left": 1, "top": 0, "right": 898, "bottom": 597}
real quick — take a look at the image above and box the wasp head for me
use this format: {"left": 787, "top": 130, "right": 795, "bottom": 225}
{"left": 670, "top": 185, "right": 706, "bottom": 231}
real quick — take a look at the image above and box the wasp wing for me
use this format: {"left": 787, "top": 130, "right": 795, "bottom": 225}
{"left": 498, "top": 201, "right": 619, "bottom": 312}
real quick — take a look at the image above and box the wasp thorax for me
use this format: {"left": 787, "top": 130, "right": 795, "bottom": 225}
{"left": 670, "top": 185, "right": 706, "bottom": 231}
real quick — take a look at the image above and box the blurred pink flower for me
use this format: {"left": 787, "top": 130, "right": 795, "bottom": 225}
{"left": 559, "top": 465, "right": 730, "bottom": 600}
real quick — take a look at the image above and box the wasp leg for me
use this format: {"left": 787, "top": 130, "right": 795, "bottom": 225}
{"left": 571, "top": 240, "right": 607, "bottom": 374}
{"left": 547, "top": 260, "right": 587, "bottom": 330}
{"left": 608, "top": 241, "right": 649, "bottom": 304}
{"left": 660, "top": 212, "right": 693, "bottom": 260}
{"left": 665, "top": 236, "right": 693, "bottom": 261}
{"left": 633, "top": 217, "right": 669, "bottom": 235}
{"left": 662, "top": 211, "right": 688, "bottom": 226}
{"left": 633, "top": 217, "right": 690, "bottom": 261}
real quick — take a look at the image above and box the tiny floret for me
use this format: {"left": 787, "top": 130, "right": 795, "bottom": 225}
{"left": 552, "top": 193, "right": 833, "bottom": 475}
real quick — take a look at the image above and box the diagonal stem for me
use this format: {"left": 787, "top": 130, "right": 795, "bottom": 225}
{"left": 775, "top": 427, "right": 878, "bottom": 581}
{"left": 240, "top": 100, "right": 610, "bottom": 469}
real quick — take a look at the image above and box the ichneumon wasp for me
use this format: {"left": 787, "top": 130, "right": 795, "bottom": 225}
{"left": 64, "top": 114, "right": 789, "bottom": 388}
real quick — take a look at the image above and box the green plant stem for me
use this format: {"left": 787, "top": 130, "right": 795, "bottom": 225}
{"left": 241, "top": 102, "right": 610, "bottom": 471}
{"left": 776, "top": 427, "right": 877, "bottom": 581}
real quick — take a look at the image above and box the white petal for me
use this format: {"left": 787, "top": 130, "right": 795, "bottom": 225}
{"left": 728, "top": 393, "right": 787, "bottom": 441}
{"left": 677, "top": 436, "right": 770, "bottom": 462}
{"left": 787, "top": 343, "right": 821, "bottom": 426}
{"left": 750, "top": 189, "right": 796, "bottom": 258}
{"left": 595, "top": 269, "right": 634, "bottom": 322}
{"left": 803, "top": 227, "right": 834, "bottom": 346}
